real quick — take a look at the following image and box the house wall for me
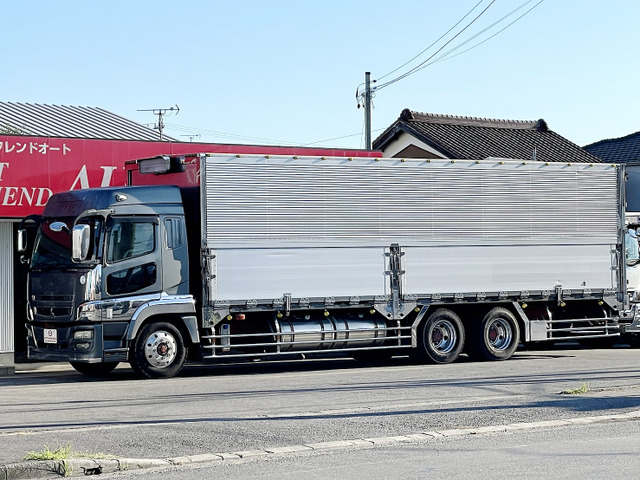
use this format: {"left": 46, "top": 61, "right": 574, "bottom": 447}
{"left": 0, "top": 222, "right": 14, "bottom": 374}
{"left": 379, "top": 131, "right": 446, "bottom": 159}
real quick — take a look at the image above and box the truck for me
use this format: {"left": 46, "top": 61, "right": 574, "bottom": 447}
{"left": 17, "top": 153, "right": 640, "bottom": 378}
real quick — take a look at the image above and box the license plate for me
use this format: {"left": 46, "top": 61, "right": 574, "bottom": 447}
{"left": 44, "top": 328, "right": 57, "bottom": 344}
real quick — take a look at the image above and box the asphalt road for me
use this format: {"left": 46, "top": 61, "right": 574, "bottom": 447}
{"left": 1, "top": 345, "right": 640, "bottom": 474}
{"left": 101, "top": 421, "right": 640, "bottom": 480}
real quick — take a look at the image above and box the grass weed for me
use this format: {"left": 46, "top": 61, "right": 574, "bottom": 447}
{"left": 560, "top": 382, "right": 591, "bottom": 395}
{"left": 24, "top": 443, "right": 72, "bottom": 461}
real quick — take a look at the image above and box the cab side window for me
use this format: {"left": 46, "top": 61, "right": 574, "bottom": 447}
{"left": 107, "top": 262, "right": 157, "bottom": 295}
{"left": 164, "top": 217, "right": 183, "bottom": 249}
{"left": 106, "top": 219, "right": 155, "bottom": 263}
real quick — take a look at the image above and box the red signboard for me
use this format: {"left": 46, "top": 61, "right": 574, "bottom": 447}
{"left": 0, "top": 136, "right": 380, "bottom": 218}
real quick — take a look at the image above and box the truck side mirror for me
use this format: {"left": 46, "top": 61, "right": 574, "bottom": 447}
{"left": 17, "top": 229, "right": 27, "bottom": 253}
{"left": 72, "top": 224, "right": 91, "bottom": 262}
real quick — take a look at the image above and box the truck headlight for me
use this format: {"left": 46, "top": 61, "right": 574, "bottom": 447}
{"left": 78, "top": 303, "right": 100, "bottom": 321}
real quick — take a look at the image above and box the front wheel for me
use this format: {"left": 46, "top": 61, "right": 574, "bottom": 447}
{"left": 130, "top": 322, "right": 187, "bottom": 379}
{"left": 466, "top": 307, "right": 520, "bottom": 361}
{"left": 412, "top": 308, "right": 465, "bottom": 364}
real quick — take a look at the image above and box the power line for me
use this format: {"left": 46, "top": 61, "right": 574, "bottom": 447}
{"left": 165, "top": 123, "right": 296, "bottom": 145}
{"left": 396, "top": 0, "right": 545, "bottom": 77}
{"left": 430, "top": 0, "right": 545, "bottom": 65}
{"left": 356, "top": 1, "right": 495, "bottom": 147}
{"left": 374, "top": 0, "right": 496, "bottom": 91}
{"left": 164, "top": 122, "right": 384, "bottom": 149}
{"left": 302, "top": 128, "right": 386, "bottom": 147}
{"left": 364, "top": 0, "right": 544, "bottom": 94}
{"left": 355, "top": 0, "right": 545, "bottom": 149}
{"left": 374, "top": 0, "right": 486, "bottom": 84}
{"left": 180, "top": 133, "right": 201, "bottom": 142}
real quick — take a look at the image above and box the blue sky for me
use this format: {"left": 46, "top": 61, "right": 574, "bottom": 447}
{"left": 2, "top": 1, "right": 638, "bottom": 149}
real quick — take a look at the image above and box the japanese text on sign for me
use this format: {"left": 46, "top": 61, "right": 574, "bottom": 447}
{"left": 0, "top": 141, "right": 71, "bottom": 155}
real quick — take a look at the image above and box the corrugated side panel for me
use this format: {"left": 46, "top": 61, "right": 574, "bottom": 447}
{"left": 0, "top": 223, "right": 14, "bottom": 353}
{"left": 202, "top": 156, "right": 621, "bottom": 300}
{"left": 202, "top": 157, "right": 619, "bottom": 247}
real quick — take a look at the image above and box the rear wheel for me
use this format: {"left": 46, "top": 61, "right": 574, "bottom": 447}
{"left": 70, "top": 361, "right": 119, "bottom": 377}
{"left": 130, "top": 322, "right": 187, "bottom": 379}
{"left": 413, "top": 309, "right": 464, "bottom": 364}
{"left": 467, "top": 307, "right": 520, "bottom": 361}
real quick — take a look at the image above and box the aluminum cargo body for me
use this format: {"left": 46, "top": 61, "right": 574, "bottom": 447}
{"left": 199, "top": 155, "right": 623, "bottom": 312}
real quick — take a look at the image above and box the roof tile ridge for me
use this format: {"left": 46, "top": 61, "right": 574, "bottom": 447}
{"left": 406, "top": 109, "right": 540, "bottom": 130}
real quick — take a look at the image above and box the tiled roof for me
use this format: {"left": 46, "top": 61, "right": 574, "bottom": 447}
{"left": 584, "top": 131, "right": 640, "bottom": 164}
{"left": 0, "top": 101, "right": 176, "bottom": 141}
{"left": 374, "top": 109, "right": 601, "bottom": 164}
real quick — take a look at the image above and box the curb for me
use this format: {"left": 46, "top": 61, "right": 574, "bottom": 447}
{"left": 0, "top": 458, "right": 170, "bottom": 480}
{"left": 3, "top": 409, "right": 640, "bottom": 479}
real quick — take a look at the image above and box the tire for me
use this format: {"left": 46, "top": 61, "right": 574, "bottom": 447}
{"left": 413, "top": 308, "right": 464, "bottom": 364}
{"left": 130, "top": 322, "right": 187, "bottom": 379}
{"left": 467, "top": 307, "right": 520, "bottom": 361}
{"left": 70, "top": 361, "right": 119, "bottom": 377}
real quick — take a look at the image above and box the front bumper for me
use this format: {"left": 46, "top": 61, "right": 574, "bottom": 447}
{"left": 26, "top": 322, "right": 130, "bottom": 363}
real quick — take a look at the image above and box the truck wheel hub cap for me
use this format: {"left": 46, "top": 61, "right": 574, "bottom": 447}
{"left": 145, "top": 331, "right": 177, "bottom": 368}
{"left": 487, "top": 319, "right": 512, "bottom": 351}
{"left": 429, "top": 320, "right": 457, "bottom": 353}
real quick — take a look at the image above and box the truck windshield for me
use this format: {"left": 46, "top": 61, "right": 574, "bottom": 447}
{"left": 31, "top": 217, "right": 103, "bottom": 269}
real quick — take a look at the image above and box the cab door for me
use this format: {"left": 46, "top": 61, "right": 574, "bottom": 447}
{"left": 102, "top": 216, "right": 161, "bottom": 298}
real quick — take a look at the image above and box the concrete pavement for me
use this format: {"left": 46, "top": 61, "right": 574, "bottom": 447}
{"left": 2, "top": 407, "right": 639, "bottom": 479}
{"left": 13, "top": 362, "right": 76, "bottom": 375}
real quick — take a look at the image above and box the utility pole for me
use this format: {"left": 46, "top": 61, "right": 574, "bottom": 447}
{"left": 181, "top": 134, "right": 201, "bottom": 143}
{"left": 364, "top": 72, "right": 372, "bottom": 150}
{"left": 137, "top": 105, "right": 180, "bottom": 140}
